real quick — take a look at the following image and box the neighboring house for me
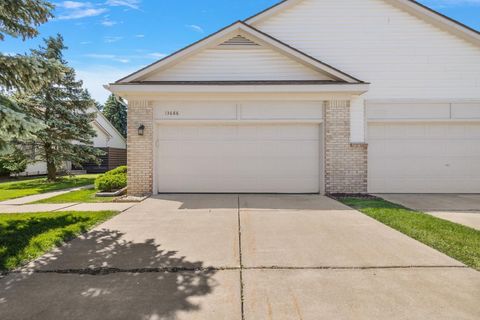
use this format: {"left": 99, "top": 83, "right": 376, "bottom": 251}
{"left": 107, "top": 0, "right": 480, "bottom": 196}
{"left": 21, "top": 107, "right": 126, "bottom": 176}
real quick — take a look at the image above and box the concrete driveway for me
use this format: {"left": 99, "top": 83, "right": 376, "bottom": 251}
{"left": 1, "top": 195, "right": 479, "bottom": 320}
{"left": 379, "top": 194, "right": 480, "bottom": 230}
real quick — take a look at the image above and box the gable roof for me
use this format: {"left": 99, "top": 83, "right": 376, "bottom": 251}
{"left": 91, "top": 105, "right": 126, "bottom": 144}
{"left": 116, "top": 21, "right": 364, "bottom": 84}
{"left": 245, "top": 0, "right": 480, "bottom": 47}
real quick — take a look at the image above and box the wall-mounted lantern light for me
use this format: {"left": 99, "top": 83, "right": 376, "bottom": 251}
{"left": 138, "top": 124, "right": 145, "bottom": 136}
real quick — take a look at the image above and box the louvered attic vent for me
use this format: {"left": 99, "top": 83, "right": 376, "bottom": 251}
{"left": 219, "top": 35, "right": 260, "bottom": 47}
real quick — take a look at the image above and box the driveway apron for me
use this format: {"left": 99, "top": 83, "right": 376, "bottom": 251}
{"left": 0, "top": 194, "right": 479, "bottom": 320}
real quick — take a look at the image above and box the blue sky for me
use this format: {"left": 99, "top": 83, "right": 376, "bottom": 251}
{"left": 2, "top": 0, "right": 480, "bottom": 103}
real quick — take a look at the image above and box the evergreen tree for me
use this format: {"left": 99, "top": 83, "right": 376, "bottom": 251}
{"left": 103, "top": 94, "right": 127, "bottom": 137}
{"left": 94, "top": 100, "right": 103, "bottom": 112}
{"left": 14, "top": 35, "right": 102, "bottom": 181}
{"left": 0, "top": 148, "right": 28, "bottom": 177}
{"left": 0, "top": 0, "right": 61, "bottom": 152}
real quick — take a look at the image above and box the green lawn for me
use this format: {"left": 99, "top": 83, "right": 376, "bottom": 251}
{"left": 0, "top": 210, "right": 118, "bottom": 271}
{"left": 0, "top": 174, "right": 99, "bottom": 202}
{"left": 338, "top": 197, "right": 480, "bottom": 270}
{"left": 32, "top": 188, "right": 116, "bottom": 203}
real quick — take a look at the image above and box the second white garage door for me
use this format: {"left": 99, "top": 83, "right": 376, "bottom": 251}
{"left": 156, "top": 124, "right": 322, "bottom": 193}
{"left": 368, "top": 122, "right": 480, "bottom": 193}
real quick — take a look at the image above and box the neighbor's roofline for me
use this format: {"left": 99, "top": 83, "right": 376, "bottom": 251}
{"left": 115, "top": 21, "right": 364, "bottom": 84}
{"left": 244, "top": 0, "right": 480, "bottom": 46}
{"left": 92, "top": 105, "right": 126, "bottom": 143}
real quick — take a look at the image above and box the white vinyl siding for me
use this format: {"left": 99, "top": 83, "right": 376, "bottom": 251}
{"left": 367, "top": 102, "right": 480, "bottom": 120}
{"left": 350, "top": 97, "right": 366, "bottom": 143}
{"left": 145, "top": 48, "right": 332, "bottom": 81}
{"left": 253, "top": 0, "right": 480, "bottom": 99}
{"left": 368, "top": 122, "right": 480, "bottom": 193}
{"left": 154, "top": 101, "right": 324, "bottom": 121}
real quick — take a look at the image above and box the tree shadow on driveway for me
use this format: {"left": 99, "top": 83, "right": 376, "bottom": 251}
{"left": 0, "top": 229, "right": 224, "bottom": 320}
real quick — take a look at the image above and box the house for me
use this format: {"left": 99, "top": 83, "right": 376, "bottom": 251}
{"left": 107, "top": 0, "right": 480, "bottom": 196}
{"left": 21, "top": 107, "right": 126, "bottom": 176}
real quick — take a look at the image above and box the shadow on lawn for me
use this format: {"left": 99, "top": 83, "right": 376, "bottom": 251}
{"left": 0, "top": 215, "right": 91, "bottom": 270}
{"left": 0, "top": 229, "right": 218, "bottom": 320}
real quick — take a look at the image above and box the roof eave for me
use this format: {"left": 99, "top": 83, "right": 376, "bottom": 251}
{"left": 106, "top": 82, "right": 370, "bottom": 95}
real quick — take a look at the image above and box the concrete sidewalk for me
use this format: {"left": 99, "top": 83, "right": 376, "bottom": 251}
{"left": 1, "top": 195, "right": 479, "bottom": 320}
{"left": 378, "top": 194, "right": 480, "bottom": 230}
{"left": 0, "top": 185, "right": 94, "bottom": 205}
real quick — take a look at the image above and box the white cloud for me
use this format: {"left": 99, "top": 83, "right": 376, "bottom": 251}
{"left": 186, "top": 24, "right": 204, "bottom": 33}
{"left": 80, "top": 41, "right": 92, "bottom": 45}
{"left": 58, "top": 7, "right": 107, "bottom": 19}
{"left": 85, "top": 53, "right": 129, "bottom": 63}
{"left": 57, "top": 1, "right": 106, "bottom": 20}
{"left": 135, "top": 34, "right": 145, "bottom": 38}
{"left": 57, "top": 0, "right": 142, "bottom": 20}
{"left": 148, "top": 52, "right": 167, "bottom": 59}
{"left": 104, "top": 36, "right": 123, "bottom": 43}
{"left": 59, "top": 1, "right": 86, "bottom": 9}
{"left": 101, "top": 18, "right": 118, "bottom": 26}
{"left": 105, "top": 0, "right": 141, "bottom": 10}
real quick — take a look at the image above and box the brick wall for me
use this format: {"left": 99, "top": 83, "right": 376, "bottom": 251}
{"left": 324, "top": 100, "right": 368, "bottom": 194}
{"left": 127, "top": 100, "right": 153, "bottom": 196}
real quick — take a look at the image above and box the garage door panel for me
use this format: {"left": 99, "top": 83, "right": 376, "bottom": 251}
{"left": 157, "top": 124, "right": 321, "bottom": 193}
{"left": 370, "top": 177, "right": 480, "bottom": 194}
{"left": 370, "top": 157, "right": 479, "bottom": 177}
{"left": 368, "top": 123, "right": 480, "bottom": 193}
{"left": 158, "top": 175, "right": 319, "bottom": 193}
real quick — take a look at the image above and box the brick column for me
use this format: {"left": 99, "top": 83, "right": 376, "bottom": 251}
{"left": 127, "top": 100, "right": 153, "bottom": 196}
{"left": 324, "top": 100, "right": 368, "bottom": 194}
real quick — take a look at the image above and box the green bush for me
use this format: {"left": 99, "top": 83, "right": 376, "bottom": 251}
{"left": 105, "top": 165, "right": 127, "bottom": 176}
{"left": 95, "top": 166, "right": 127, "bottom": 192}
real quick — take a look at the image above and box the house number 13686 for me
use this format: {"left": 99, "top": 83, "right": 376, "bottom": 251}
{"left": 165, "top": 111, "right": 179, "bottom": 116}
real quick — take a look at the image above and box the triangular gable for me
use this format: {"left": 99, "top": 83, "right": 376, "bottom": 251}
{"left": 117, "top": 21, "right": 363, "bottom": 84}
{"left": 245, "top": 0, "right": 480, "bottom": 47}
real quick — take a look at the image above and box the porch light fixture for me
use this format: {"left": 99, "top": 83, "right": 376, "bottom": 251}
{"left": 138, "top": 124, "right": 145, "bottom": 136}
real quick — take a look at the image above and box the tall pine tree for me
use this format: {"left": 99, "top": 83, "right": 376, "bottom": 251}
{"left": 14, "top": 35, "right": 102, "bottom": 180}
{"left": 0, "top": 0, "right": 62, "bottom": 152}
{"left": 103, "top": 94, "right": 127, "bottom": 137}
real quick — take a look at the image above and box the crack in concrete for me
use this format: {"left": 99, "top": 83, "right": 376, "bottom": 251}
{"left": 1, "top": 265, "right": 468, "bottom": 277}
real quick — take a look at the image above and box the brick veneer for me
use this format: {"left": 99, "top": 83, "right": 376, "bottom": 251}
{"left": 127, "top": 100, "right": 153, "bottom": 196}
{"left": 324, "top": 100, "right": 368, "bottom": 193}
{"left": 127, "top": 99, "right": 367, "bottom": 196}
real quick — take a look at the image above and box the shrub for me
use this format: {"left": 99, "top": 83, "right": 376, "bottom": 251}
{"left": 104, "top": 165, "right": 127, "bottom": 176}
{"left": 95, "top": 166, "right": 127, "bottom": 192}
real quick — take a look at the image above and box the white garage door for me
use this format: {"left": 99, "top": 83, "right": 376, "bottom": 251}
{"left": 156, "top": 124, "right": 322, "bottom": 193}
{"left": 368, "top": 122, "right": 480, "bottom": 193}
